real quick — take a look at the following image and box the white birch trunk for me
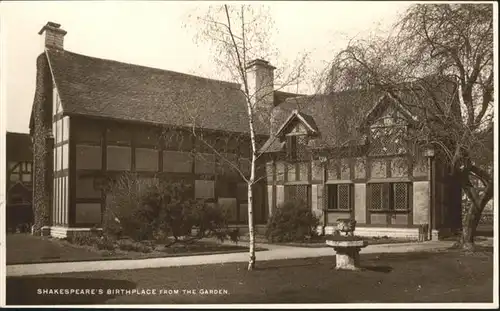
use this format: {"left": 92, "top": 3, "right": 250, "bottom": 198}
{"left": 247, "top": 178, "right": 255, "bottom": 270}
{"left": 246, "top": 100, "right": 257, "bottom": 271}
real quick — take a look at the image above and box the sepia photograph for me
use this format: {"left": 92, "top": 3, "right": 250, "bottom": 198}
{"left": 0, "top": 0, "right": 497, "bottom": 308}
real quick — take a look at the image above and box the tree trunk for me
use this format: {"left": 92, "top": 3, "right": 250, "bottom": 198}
{"left": 457, "top": 178, "right": 493, "bottom": 251}
{"left": 460, "top": 202, "right": 479, "bottom": 251}
{"left": 247, "top": 181, "right": 255, "bottom": 270}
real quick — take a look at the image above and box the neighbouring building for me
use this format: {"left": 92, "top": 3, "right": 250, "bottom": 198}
{"left": 30, "top": 21, "right": 462, "bottom": 239}
{"left": 6, "top": 132, "right": 34, "bottom": 231}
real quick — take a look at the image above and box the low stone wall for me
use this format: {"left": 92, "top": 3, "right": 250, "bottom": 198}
{"left": 48, "top": 226, "right": 102, "bottom": 239}
{"left": 324, "top": 225, "right": 439, "bottom": 240}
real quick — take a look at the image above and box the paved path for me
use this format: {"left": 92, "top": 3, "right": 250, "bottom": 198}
{"left": 7, "top": 240, "right": 456, "bottom": 277}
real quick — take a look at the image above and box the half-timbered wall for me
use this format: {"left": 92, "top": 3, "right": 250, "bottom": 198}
{"left": 265, "top": 109, "right": 438, "bottom": 229}
{"left": 52, "top": 88, "right": 70, "bottom": 227}
{"left": 70, "top": 117, "right": 267, "bottom": 226}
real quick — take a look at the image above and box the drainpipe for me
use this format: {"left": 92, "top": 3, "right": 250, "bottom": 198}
{"left": 320, "top": 154, "right": 327, "bottom": 235}
{"left": 425, "top": 148, "right": 435, "bottom": 240}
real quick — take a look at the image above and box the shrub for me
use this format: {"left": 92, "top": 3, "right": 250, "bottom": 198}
{"left": 156, "top": 197, "right": 238, "bottom": 243}
{"left": 67, "top": 233, "right": 116, "bottom": 251}
{"left": 95, "top": 238, "right": 116, "bottom": 251}
{"left": 102, "top": 173, "right": 160, "bottom": 241}
{"left": 68, "top": 234, "right": 99, "bottom": 246}
{"left": 103, "top": 172, "right": 238, "bottom": 244}
{"left": 325, "top": 234, "right": 364, "bottom": 242}
{"left": 265, "top": 201, "right": 320, "bottom": 243}
{"left": 117, "top": 239, "right": 152, "bottom": 253}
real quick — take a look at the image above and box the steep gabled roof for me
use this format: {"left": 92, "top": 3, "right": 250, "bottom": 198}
{"left": 262, "top": 89, "right": 381, "bottom": 153}
{"left": 6, "top": 132, "right": 32, "bottom": 162}
{"left": 261, "top": 77, "right": 460, "bottom": 154}
{"left": 274, "top": 109, "right": 319, "bottom": 137}
{"left": 44, "top": 48, "right": 270, "bottom": 135}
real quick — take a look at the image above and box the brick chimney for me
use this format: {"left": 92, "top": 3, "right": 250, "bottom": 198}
{"left": 246, "top": 59, "right": 276, "bottom": 131}
{"left": 38, "top": 22, "right": 66, "bottom": 50}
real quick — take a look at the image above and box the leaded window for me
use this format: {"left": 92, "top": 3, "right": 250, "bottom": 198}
{"left": 8, "top": 161, "right": 33, "bottom": 184}
{"left": 327, "top": 184, "right": 353, "bottom": 211}
{"left": 286, "top": 134, "right": 309, "bottom": 162}
{"left": 284, "top": 184, "right": 310, "bottom": 207}
{"left": 369, "top": 109, "right": 408, "bottom": 156}
{"left": 370, "top": 126, "right": 407, "bottom": 155}
{"left": 369, "top": 182, "right": 409, "bottom": 211}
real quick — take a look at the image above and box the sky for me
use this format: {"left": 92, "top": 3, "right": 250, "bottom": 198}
{"left": 0, "top": 1, "right": 411, "bottom": 134}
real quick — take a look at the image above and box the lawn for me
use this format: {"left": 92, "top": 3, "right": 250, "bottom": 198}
{"left": 6, "top": 234, "right": 261, "bottom": 265}
{"left": 6, "top": 247, "right": 493, "bottom": 305}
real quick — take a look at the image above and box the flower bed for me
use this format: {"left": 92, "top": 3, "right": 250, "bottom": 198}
{"left": 61, "top": 235, "right": 257, "bottom": 260}
{"left": 325, "top": 235, "right": 365, "bottom": 242}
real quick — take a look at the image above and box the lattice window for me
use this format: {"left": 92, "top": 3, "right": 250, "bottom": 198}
{"left": 369, "top": 182, "right": 409, "bottom": 211}
{"left": 393, "top": 183, "right": 409, "bottom": 210}
{"left": 284, "top": 185, "right": 310, "bottom": 206}
{"left": 296, "top": 185, "right": 308, "bottom": 201}
{"left": 296, "top": 136, "right": 309, "bottom": 161}
{"left": 8, "top": 161, "right": 33, "bottom": 184}
{"left": 370, "top": 126, "right": 407, "bottom": 155}
{"left": 286, "top": 135, "right": 297, "bottom": 161}
{"left": 327, "top": 184, "right": 352, "bottom": 210}
{"left": 369, "top": 183, "right": 385, "bottom": 210}
{"left": 338, "top": 184, "right": 350, "bottom": 210}
{"left": 286, "top": 135, "right": 309, "bottom": 162}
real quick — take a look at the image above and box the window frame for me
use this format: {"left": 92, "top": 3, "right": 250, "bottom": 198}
{"left": 8, "top": 161, "right": 33, "bottom": 184}
{"left": 369, "top": 122, "right": 408, "bottom": 156}
{"left": 368, "top": 182, "right": 410, "bottom": 212}
{"left": 284, "top": 184, "right": 311, "bottom": 208}
{"left": 286, "top": 135, "right": 298, "bottom": 161}
{"left": 327, "top": 183, "right": 353, "bottom": 211}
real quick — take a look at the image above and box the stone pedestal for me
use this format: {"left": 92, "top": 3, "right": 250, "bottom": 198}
{"left": 326, "top": 240, "right": 368, "bottom": 271}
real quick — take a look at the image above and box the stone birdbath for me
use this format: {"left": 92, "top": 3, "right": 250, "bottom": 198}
{"left": 326, "top": 219, "right": 368, "bottom": 271}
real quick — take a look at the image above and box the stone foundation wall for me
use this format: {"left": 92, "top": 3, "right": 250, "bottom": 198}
{"left": 49, "top": 226, "right": 102, "bottom": 239}
{"left": 324, "top": 226, "right": 439, "bottom": 240}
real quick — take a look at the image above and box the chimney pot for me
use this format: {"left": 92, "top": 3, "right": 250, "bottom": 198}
{"left": 39, "top": 21, "right": 66, "bottom": 50}
{"left": 246, "top": 58, "right": 276, "bottom": 70}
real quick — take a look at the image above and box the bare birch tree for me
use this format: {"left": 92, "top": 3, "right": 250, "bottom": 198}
{"left": 176, "top": 4, "right": 308, "bottom": 270}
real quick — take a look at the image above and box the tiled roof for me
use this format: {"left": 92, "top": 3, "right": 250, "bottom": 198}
{"left": 262, "top": 89, "right": 382, "bottom": 152}
{"left": 6, "top": 132, "right": 32, "bottom": 162}
{"left": 45, "top": 49, "right": 270, "bottom": 135}
{"left": 262, "top": 78, "right": 459, "bottom": 154}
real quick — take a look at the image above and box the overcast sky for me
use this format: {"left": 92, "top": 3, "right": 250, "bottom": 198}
{"left": 1, "top": 1, "right": 411, "bottom": 134}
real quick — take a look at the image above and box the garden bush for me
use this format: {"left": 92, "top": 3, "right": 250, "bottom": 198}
{"left": 265, "top": 200, "right": 319, "bottom": 243}
{"left": 95, "top": 238, "right": 116, "bottom": 251}
{"left": 67, "top": 234, "right": 99, "bottom": 246}
{"left": 103, "top": 172, "right": 238, "bottom": 244}
{"left": 117, "top": 239, "right": 152, "bottom": 253}
{"left": 67, "top": 233, "right": 116, "bottom": 251}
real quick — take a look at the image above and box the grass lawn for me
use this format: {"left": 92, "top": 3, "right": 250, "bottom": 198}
{"left": 6, "top": 234, "right": 261, "bottom": 265}
{"left": 6, "top": 247, "right": 493, "bottom": 305}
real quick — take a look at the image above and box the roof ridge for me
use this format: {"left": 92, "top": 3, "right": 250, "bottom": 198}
{"left": 47, "top": 48, "right": 242, "bottom": 89}
{"left": 6, "top": 131, "right": 30, "bottom": 136}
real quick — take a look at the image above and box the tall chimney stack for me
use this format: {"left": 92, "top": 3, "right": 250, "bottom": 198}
{"left": 246, "top": 59, "right": 276, "bottom": 129}
{"left": 38, "top": 22, "right": 66, "bottom": 50}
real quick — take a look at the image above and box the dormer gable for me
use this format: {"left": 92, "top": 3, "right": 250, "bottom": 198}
{"left": 275, "top": 109, "right": 319, "bottom": 138}
{"left": 361, "top": 94, "right": 414, "bottom": 156}
{"left": 361, "top": 94, "right": 416, "bottom": 130}
{"left": 272, "top": 110, "right": 319, "bottom": 161}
